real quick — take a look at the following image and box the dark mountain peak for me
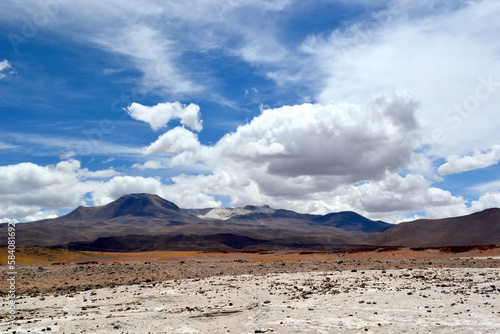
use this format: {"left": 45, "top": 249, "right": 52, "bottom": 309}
{"left": 322, "top": 211, "right": 365, "bottom": 220}
{"left": 119, "top": 193, "right": 158, "bottom": 199}
{"left": 62, "top": 205, "right": 94, "bottom": 220}
{"left": 243, "top": 204, "right": 273, "bottom": 211}
{"left": 58, "top": 193, "right": 180, "bottom": 220}
{"left": 98, "top": 193, "right": 180, "bottom": 218}
{"left": 115, "top": 193, "right": 178, "bottom": 209}
{"left": 313, "top": 211, "right": 392, "bottom": 233}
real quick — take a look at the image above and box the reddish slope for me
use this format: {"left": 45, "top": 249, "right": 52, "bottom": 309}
{"left": 368, "top": 208, "right": 500, "bottom": 247}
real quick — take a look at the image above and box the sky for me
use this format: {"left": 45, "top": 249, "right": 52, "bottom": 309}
{"left": 1, "top": 0, "right": 500, "bottom": 224}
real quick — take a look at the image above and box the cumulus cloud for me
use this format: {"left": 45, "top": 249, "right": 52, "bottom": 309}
{"left": 129, "top": 95, "right": 475, "bottom": 220}
{"left": 127, "top": 102, "right": 202, "bottom": 132}
{"left": 0, "top": 59, "right": 14, "bottom": 79}
{"left": 2, "top": 1, "right": 499, "bottom": 223}
{"left": 143, "top": 126, "right": 201, "bottom": 155}
{"left": 301, "top": 0, "right": 500, "bottom": 158}
{"left": 470, "top": 192, "right": 500, "bottom": 212}
{"left": 133, "top": 94, "right": 500, "bottom": 221}
{"left": 0, "top": 161, "right": 93, "bottom": 220}
{"left": 23, "top": 210, "right": 59, "bottom": 222}
{"left": 166, "top": 167, "right": 469, "bottom": 221}
{"left": 237, "top": 95, "right": 417, "bottom": 179}
{"left": 0, "top": 158, "right": 221, "bottom": 221}
{"left": 438, "top": 144, "right": 500, "bottom": 175}
{"left": 0, "top": 217, "right": 19, "bottom": 224}
{"left": 0, "top": 159, "right": 118, "bottom": 221}
{"left": 56, "top": 159, "right": 81, "bottom": 172}
{"left": 342, "top": 172, "right": 466, "bottom": 219}
{"left": 189, "top": 94, "right": 420, "bottom": 183}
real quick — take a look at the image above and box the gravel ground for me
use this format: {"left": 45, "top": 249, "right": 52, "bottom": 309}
{"left": 1, "top": 256, "right": 499, "bottom": 295}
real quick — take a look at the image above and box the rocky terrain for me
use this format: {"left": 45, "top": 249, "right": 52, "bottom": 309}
{"left": 1, "top": 246, "right": 499, "bottom": 333}
{"left": 1, "top": 266, "right": 499, "bottom": 333}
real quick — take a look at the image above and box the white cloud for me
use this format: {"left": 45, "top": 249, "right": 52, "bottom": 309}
{"left": 90, "top": 175, "right": 220, "bottom": 209}
{"left": 165, "top": 167, "right": 468, "bottom": 222}
{"left": 0, "top": 157, "right": 221, "bottom": 221}
{"left": 127, "top": 102, "right": 202, "bottom": 132}
{"left": 0, "top": 161, "right": 93, "bottom": 220}
{"left": 470, "top": 192, "right": 500, "bottom": 212}
{"left": 89, "top": 176, "right": 167, "bottom": 207}
{"left": 23, "top": 210, "right": 58, "bottom": 222}
{"left": 132, "top": 95, "right": 420, "bottom": 202}
{"left": 56, "top": 158, "right": 81, "bottom": 172}
{"left": 136, "top": 94, "right": 499, "bottom": 221}
{"left": 204, "top": 94, "right": 420, "bottom": 182}
{"left": 0, "top": 217, "right": 19, "bottom": 224}
{"left": 79, "top": 169, "right": 119, "bottom": 179}
{"left": 92, "top": 24, "right": 201, "bottom": 95}
{"left": 2, "top": 1, "right": 499, "bottom": 223}
{"left": 143, "top": 126, "right": 201, "bottom": 155}
{"left": 131, "top": 95, "right": 472, "bottom": 221}
{"left": 132, "top": 160, "right": 168, "bottom": 170}
{"left": 236, "top": 37, "right": 288, "bottom": 64}
{"left": 0, "top": 59, "right": 14, "bottom": 79}
{"left": 438, "top": 144, "right": 500, "bottom": 175}
{"left": 0, "top": 0, "right": 294, "bottom": 99}
{"left": 301, "top": 0, "right": 500, "bottom": 159}
{"left": 0, "top": 159, "right": 119, "bottom": 221}
{"left": 405, "top": 152, "right": 440, "bottom": 181}
{"left": 418, "top": 190, "right": 500, "bottom": 220}
{"left": 342, "top": 172, "right": 466, "bottom": 220}
{"left": 3, "top": 131, "right": 141, "bottom": 157}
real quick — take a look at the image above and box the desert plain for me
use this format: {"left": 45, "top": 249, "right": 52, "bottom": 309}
{"left": 1, "top": 246, "right": 499, "bottom": 333}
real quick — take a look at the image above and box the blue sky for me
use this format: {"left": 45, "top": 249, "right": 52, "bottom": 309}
{"left": 1, "top": 0, "right": 500, "bottom": 223}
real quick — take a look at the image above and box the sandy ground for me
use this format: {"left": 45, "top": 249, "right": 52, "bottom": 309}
{"left": 1, "top": 247, "right": 500, "bottom": 333}
{"left": 1, "top": 267, "right": 499, "bottom": 333}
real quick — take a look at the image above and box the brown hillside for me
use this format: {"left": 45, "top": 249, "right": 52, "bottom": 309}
{"left": 368, "top": 208, "right": 500, "bottom": 247}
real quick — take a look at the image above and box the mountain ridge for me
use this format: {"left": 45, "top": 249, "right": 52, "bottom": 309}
{"left": 1, "top": 193, "right": 391, "bottom": 249}
{"left": 368, "top": 207, "right": 500, "bottom": 247}
{"left": 1, "top": 193, "right": 498, "bottom": 251}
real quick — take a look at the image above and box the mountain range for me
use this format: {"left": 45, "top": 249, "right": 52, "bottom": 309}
{"left": 1, "top": 193, "right": 499, "bottom": 251}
